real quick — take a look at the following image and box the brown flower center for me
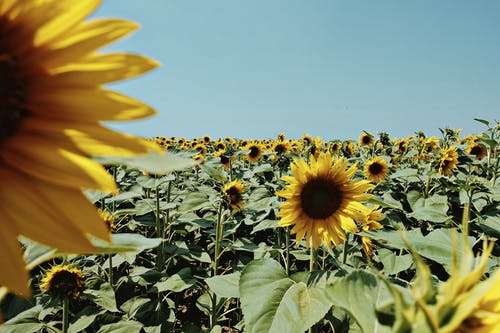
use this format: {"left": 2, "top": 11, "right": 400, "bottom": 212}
{"left": 368, "top": 162, "right": 383, "bottom": 175}
{"left": 249, "top": 146, "right": 260, "bottom": 158}
{"left": 0, "top": 20, "right": 28, "bottom": 146}
{"left": 48, "top": 270, "right": 84, "bottom": 297}
{"left": 301, "top": 178, "right": 342, "bottom": 219}
{"left": 225, "top": 186, "right": 242, "bottom": 204}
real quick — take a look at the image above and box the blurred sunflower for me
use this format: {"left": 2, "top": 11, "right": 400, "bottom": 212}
{"left": 40, "top": 264, "right": 85, "bottom": 299}
{"left": 438, "top": 146, "right": 459, "bottom": 176}
{"left": 223, "top": 180, "right": 245, "bottom": 211}
{"left": 0, "top": 0, "right": 159, "bottom": 295}
{"left": 219, "top": 155, "right": 234, "bottom": 169}
{"left": 273, "top": 141, "right": 289, "bottom": 154}
{"left": 276, "top": 152, "right": 373, "bottom": 249}
{"left": 467, "top": 142, "right": 487, "bottom": 160}
{"left": 359, "top": 132, "right": 374, "bottom": 147}
{"left": 277, "top": 132, "right": 286, "bottom": 142}
{"left": 330, "top": 142, "right": 341, "bottom": 154}
{"left": 98, "top": 208, "right": 116, "bottom": 233}
{"left": 202, "top": 135, "right": 211, "bottom": 144}
{"left": 364, "top": 157, "right": 389, "bottom": 183}
{"left": 395, "top": 138, "right": 409, "bottom": 154}
{"left": 246, "top": 142, "right": 263, "bottom": 163}
{"left": 301, "top": 133, "right": 313, "bottom": 146}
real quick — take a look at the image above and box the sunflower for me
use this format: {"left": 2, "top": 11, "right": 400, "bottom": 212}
{"left": 359, "top": 205, "right": 384, "bottom": 256}
{"left": 219, "top": 155, "right": 234, "bottom": 169}
{"left": 98, "top": 208, "right": 116, "bottom": 233}
{"left": 438, "top": 146, "right": 459, "bottom": 176}
{"left": 277, "top": 132, "right": 286, "bottom": 142}
{"left": 467, "top": 142, "right": 488, "bottom": 160}
{"left": 301, "top": 134, "right": 314, "bottom": 146}
{"left": 272, "top": 141, "right": 289, "bottom": 154}
{"left": 359, "top": 132, "right": 374, "bottom": 147}
{"left": 277, "top": 152, "right": 373, "bottom": 249}
{"left": 40, "top": 264, "right": 85, "bottom": 299}
{"left": 202, "top": 135, "right": 211, "bottom": 144}
{"left": 246, "top": 142, "right": 264, "bottom": 163}
{"left": 330, "top": 142, "right": 341, "bottom": 154}
{"left": 364, "top": 157, "right": 389, "bottom": 183}
{"left": 0, "top": 0, "right": 159, "bottom": 296}
{"left": 223, "top": 180, "right": 245, "bottom": 211}
{"left": 395, "top": 138, "right": 409, "bottom": 154}
{"left": 214, "top": 140, "right": 226, "bottom": 152}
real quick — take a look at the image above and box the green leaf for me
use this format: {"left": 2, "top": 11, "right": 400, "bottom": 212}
{"left": 91, "top": 233, "right": 163, "bottom": 256}
{"left": 95, "top": 151, "right": 196, "bottom": 175}
{"left": 199, "top": 163, "right": 227, "bottom": 182}
{"left": 363, "top": 229, "right": 474, "bottom": 272}
{"left": 473, "top": 118, "right": 490, "bottom": 126}
{"left": 178, "top": 192, "right": 212, "bottom": 212}
{"left": 96, "top": 321, "right": 143, "bottom": 333}
{"left": 390, "top": 168, "right": 419, "bottom": 179}
{"left": 0, "top": 323, "right": 44, "bottom": 333}
{"left": 407, "top": 194, "right": 450, "bottom": 223}
{"left": 378, "top": 249, "right": 413, "bottom": 275}
{"left": 239, "top": 258, "right": 332, "bottom": 333}
{"left": 83, "top": 283, "right": 119, "bottom": 312}
{"left": 150, "top": 267, "right": 196, "bottom": 293}
{"left": 325, "top": 270, "right": 391, "bottom": 333}
{"left": 68, "top": 309, "right": 102, "bottom": 333}
{"left": 120, "top": 296, "right": 150, "bottom": 318}
{"left": 205, "top": 272, "right": 241, "bottom": 298}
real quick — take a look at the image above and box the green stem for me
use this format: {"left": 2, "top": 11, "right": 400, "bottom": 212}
{"left": 285, "top": 226, "right": 290, "bottom": 276}
{"left": 309, "top": 246, "right": 319, "bottom": 333}
{"left": 211, "top": 201, "right": 224, "bottom": 328}
{"left": 155, "top": 182, "right": 165, "bottom": 271}
{"left": 342, "top": 234, "right": 349, "bottom": 265}
{"left": 62, "top": 296, "right": 69, "bottom": 333}
{"left": 108, "top": 254, "right": 114, "bottom": 288}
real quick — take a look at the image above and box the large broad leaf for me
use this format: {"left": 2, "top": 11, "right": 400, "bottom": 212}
{"left": 95, "top": 151, "right": 196, "bottom": 174}
{"left": 362, "top": 229, "right": 475, "bottom": 272}
{"left": 325, "top": 270, "right": 391, "bottom": 333}
{"left": 83, "top": 283, "right": 119, "bottom": 312}
{"left": 91, "top": 233, "right": 163, "bottom": 255}
{"left": 149, "top": 267, "right": 196, "bottom": 293}
{"left": 239, "top": 258, "right": 332, "bottom": 333}
{"left": 407, "top": 193, "right": 450, "bottom": 223}
{"left": 96, "top": 320, "right": 143, "bottom": 333}
{"left": 205, "top": 272, "right": 241, "bottom": 298}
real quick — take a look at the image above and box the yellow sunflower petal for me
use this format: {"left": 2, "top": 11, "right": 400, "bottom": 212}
{"left": 0, "top": 212, "right": 30, "bottom": 296}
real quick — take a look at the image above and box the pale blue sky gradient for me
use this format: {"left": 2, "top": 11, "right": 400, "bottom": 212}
{"left": 92, "top": 0, "right": 500, "bottom": 141}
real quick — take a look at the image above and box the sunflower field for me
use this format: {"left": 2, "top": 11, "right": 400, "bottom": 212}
{"left": 0, "top": 120, "right": 498, "bottom": 333}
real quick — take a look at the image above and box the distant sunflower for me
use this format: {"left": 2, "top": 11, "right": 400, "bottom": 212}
{"left": 98, "top": 208, "right": 116, "bottom": 233}
{"left": 202, "top": 135, "right": 211, "bottom": 144}
{"left": 219, "top": 155, "right": 234, "bottom": 169}
{"left": 277, "top": 132, "right": 286, "bottom": 142}
{"left": 273, "top": 141, "right": 289, "bottom": 154}
{"left": 0, "top": 0, "right": 159, "bottom": 295}
{"left": 40, "top": 264, "right": 85, "bottom": 299}
{"left": 438, "top": 146, "right": 459, "bottom": 176}
{"left": 223, "top": 180, "right": 245, "bottom": 211}
{"left": 301, "top": 134, "right": 313, "bottom": 146}
{"left": 359, "top": 132, "right": 374, "bottom": 147}
{"left": 364, "top": 157, "right": 389, "bottom": 183}
{"left": 246, "top": 142, "right": 263, "bottom": 163}
{"left": 214, "top": 140, "right": 226, "bottom": 152}
{"left": 277, "top": 152, "right": 373, "bottom": 249}
{"left": 330, "top": 142, "right": 341, "bottom": 154}
{"left": 467, "top": 142, "right": 487, "bottom": 160}
{"left": 395, "top": 138, "right": 409, "bottom": 154}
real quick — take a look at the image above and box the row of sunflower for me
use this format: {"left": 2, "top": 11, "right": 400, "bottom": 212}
{"left": 2, "top": 119, "right": 498, "bottom": 332}
{"left": 1, "top": 1, "right": 498, "bottom": 332}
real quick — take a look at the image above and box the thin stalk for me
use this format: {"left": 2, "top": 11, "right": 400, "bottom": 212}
{"left": 108, "top": 254, "right": 114, "bottom": 288}
{"left": 342, "top": 234, "right": 349, "bottom": 265}
{"left": 211, "top": 201, "right": 224, "bottom": 328}
{"left": 155, "top": 182, "right": 165, "bottom": 271}
{"left": 309, "top": 245, "right": 319, "bottom": 333}
{"left": 62, "top": 296, "right": 69, "bottom": 333}
{"left": 285, "top": 226, "right": 290, "bottom": 276}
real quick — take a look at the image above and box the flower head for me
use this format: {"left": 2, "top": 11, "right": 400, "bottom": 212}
{"left": 40, "top": 264, "right": 85, "bottom": 299}
{"left": 277, "top": 152, "right": 373, "bottom": 249}
{"left": 359, "top": 132, "right": 374, "bottom": 147}
{"left": 223, "top": 180, "right": 245, "bottom": 211}
{"left": 0, "top": 0, "right": 159, "bottom": 295}
{"left": 364, "top": 157, "right": 389, "bottom": 183}
{"left": 438, "top": 146, "right": 459, "bottom": 175}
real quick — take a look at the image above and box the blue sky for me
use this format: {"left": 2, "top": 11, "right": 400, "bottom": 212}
{"left": 92, "top": 0, "right": 500, "bottom": 141}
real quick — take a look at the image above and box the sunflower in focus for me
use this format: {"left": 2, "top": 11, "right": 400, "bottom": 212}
{"left": 40, "top": 264, "right": 85, "bottom": 299}
{"left": 359, "top": 132, "right": 374, "bottom": 147}
{"left": 223, "top": 180, "right": 245, "bottom": 211}
{"left": 467, "top": 142, "right": 487, "bottom": 160}
{"left": 364, "top": 157, "right": 389, "bottom": 183}
{"left": 277, "top": 152, "right": 373, "bottom": 249}
{"left": 0, "top": 0, "right": 160, "bottom": 295}
{"left": 438, "top": 146, "right": 459, "bottom": 175}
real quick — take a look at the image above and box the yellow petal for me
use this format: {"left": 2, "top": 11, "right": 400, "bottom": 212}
{"left": 2, "top": 135, "right": 117, "bottom": 192}
{"left": 33, "top": 0, "right": 101, "bottom": 46}
{"left": 0, "top": 211, "right": 30, "bottom": 297}
{"left": 30, "top": 87, "right": 155, "bottom": 121}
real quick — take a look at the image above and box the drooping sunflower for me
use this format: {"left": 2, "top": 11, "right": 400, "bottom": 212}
{"left": 467, "top": 142, "right": 488, "bottom": 160}
{"left": 364, "top": 157, "right": 389, "bottom": 183}
{"left": 40, "top": 264, "right": 85, "bottom": 299}
{"left": 301, "top": 133, "right": 313, "bottom": 146}
{"left": 359, "top": 132, "right": 374, "bottom": 147}
{"left": 272, "top": 140, "right": 289, "bottom": 155}
{"left": 358, "top": 205, "right": 384, "bottom": 256}
{"left": 0, "top": 0, "right": 159, "bottom": 296}
{"left": 223, "top": 180, "right": 245, "bottom": 211}
{"left": 245, "top": 142, "right": 264, "bottom": 163}
{"left": 219, "top": 154, "right": 235, "bottom": 169}
{"left": 438, "top": 146, "right": 459, "bottom": 176}
{"left": 277, "top": 152, "right": 373, "bottom": 249}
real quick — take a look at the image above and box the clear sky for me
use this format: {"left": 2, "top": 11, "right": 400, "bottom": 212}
{"left": 92, "top": 0, "right": 500, "bottom": 141}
